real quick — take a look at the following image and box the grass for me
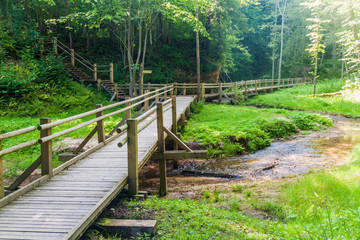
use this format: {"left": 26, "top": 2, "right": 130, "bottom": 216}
{"left": 246, "top": 79, "right": 360, "bottom": 118}
{"left": 182, "top": 104, "right": 332, "bottom": 157}
{"left": 95, "top": 148, "right": 360, "bottom": 239}
{"left": 0, "top": 81, "right": 129, "bottom": 178}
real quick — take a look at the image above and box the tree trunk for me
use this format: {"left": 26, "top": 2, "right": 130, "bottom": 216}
{"left": 332, "top": 42, "right": 337, "bottom": 78}
{"left": 196, "top": 8, "right": 201, "bottom": 99}
{"left": 272, "top": 0, "right": 278, "bottom": 81}
{"left": 314, "top": 52, "right": 318, "bottom": 96}
{"left": 278, "top": 0, "right": 287, "bottom": 83}
{"left": 127, "top": 11, "right": 134, "bottom": 97}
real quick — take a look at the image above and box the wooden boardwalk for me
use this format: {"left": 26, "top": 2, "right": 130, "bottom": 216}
{"left": 0, "top": 96, "right": 194, "bottom": 240}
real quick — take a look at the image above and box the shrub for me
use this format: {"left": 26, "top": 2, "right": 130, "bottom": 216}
{"left": 0, "top": 62, "right": 37, "bottom": 98}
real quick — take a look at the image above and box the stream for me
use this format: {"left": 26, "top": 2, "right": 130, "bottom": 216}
{"left": 140, "top": 116, "right": 360, "bottom": 192}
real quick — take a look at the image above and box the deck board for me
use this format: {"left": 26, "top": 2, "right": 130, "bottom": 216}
{"left": 0, "top": 96, "right": 194, "bottom": 240}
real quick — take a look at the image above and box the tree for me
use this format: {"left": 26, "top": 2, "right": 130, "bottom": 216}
{"left": 277, "top": 0, "right": 288, "bottom": 83}
{"left": 302, "top": 0, "right": 326, "bottom": 96}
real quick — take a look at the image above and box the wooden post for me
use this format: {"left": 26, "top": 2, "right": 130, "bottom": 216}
{"left": 255, "top": 80, "right": 258, "bottom": 94}
{"left": 218, "top": 83, "right": 222, "bottom": 102}
{"left": 96, "top": 104, "right": 105, "bottom": 143}
{"left": 139, "top": 64, "right": 144, "bottom": 96}
{"left": 71, "top": 49, "right": 75, "bottom": 67}
{"left": 110, "top": 63, "right": 114, "bottom": 83}
{"left": 53, "top": 37, "right": 58, "bottom": 54}
{"left": 115, "top": 84, "right": 119, "bottom": 101}
{"left": 170, "top": 88, "right": 174, "bottom": 98}
{"left": 181, "top": 113, "right": 186, "bottom": 131}
{"left": 40, "top": 118, "right": 53, "bottom": 177}
{"left": 155, "top": 88, "right": 160, "bottom": 102}
{"left": 164, "top": 90, "right": 168, "bottom": 100}
{"left": 200, "top": 83, "right": 205, "bottom": 100}
{"left": 183, "top": 86, "right": 186, "bottom": 96}
{"left": 147, "top": 82, "right": 151, "bottom": 91}
{"left": 265, "top": 79, "right": 268, "bottom": 88}
{"left": 144, "top": 90, "right": 149, "bottom": 111}
{"left": 97, "top": 79, "right": 101, "bottom": 92}
{"left": 93, "top": 63, "right": 98, "bottom": 83}
{"left": 172, "top": 97, "right": 179, "bottom": 169}
{"left": 156, "top": 103, "right": 167, "bottom": 196}
{"left": 234, "top": 82, "right": 238, "bottom": 94}
{"left": 127, "top": 119, "right": 138, "bottom": 196}
{"left": 174, "top": 82, "right": 178, "bottom": 96}
{"left": 125, "top": 97, "right": 131, "bottom": 120}
{"left": 245, "top": 80, "right": 248, "bottom": 99}
{"left": 0, "top": 136, "right": 4, "bottom": 198}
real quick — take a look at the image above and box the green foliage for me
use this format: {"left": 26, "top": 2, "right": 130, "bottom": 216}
{"left": 231, "top": 92, "right": 245, "bottom": 105}
{"left": 190, "top": 99, "right": 205, "bottom": 113}
{"left": 282, "top": 164, "right": 360, "bottom": 238}
{"left": 183, "top": 104, "right": 332, "bottom": 157}
{"left": 0, "top": 62, "right": 37, "bottom": 98}
{"left": 258, "top": 118, "right": 298, "bottom": 138}
{"left": 127, "top": 196, "right": 270, "bottom": 239}
{"left": 247, "top": 79, "right": 360, "bottom": 118}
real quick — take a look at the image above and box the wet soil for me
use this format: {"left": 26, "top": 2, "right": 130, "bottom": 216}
{"left": 138, "top": 116, "right": 360, "bottom": 193}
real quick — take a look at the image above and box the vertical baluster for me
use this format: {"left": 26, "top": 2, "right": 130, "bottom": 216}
{"left": 40, "top": 118, "right": 53, "bottom": 177}
{"left": 96, "top": 105, "right": 105, "bottom": 143}
{"left": 127, "top": 119, "right": 138, "bottom": 196}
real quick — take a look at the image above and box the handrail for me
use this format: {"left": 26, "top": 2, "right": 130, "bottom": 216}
{"left": 38, "top": 86, "right": 172, "bottom": 131}
{"left": 38, "top": 88, "right": 173, "bottom": 143}
{"left": 0, "top": 126, "right": 37, "bottom": 141}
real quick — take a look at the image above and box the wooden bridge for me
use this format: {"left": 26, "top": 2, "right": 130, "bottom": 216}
{"left": 0, "top": 41, "right": 312, "bottom": 239}
{"left": 0, "top": 87, "right": 209, "bottom": 239}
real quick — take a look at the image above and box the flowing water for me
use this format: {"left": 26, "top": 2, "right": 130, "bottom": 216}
{"left": 139, "top": 116, "right": 360, "bottom": 193}
{"left": 176, "top": 116, "right": 360, "bottom": 180}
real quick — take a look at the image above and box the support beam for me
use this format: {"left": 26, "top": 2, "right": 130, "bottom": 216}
{"left": 8, "top": 157, "right": 41, "bottom": 191}
{"left": 151, "top": 150, "right": 207, "bottom": 160}
{"left": 163, "top": 128, "right": 192, "bottom": 152}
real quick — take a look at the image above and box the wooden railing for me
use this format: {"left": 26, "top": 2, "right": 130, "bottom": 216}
{"left": 111, "top": 78, "right": 311, "bottom": 99}
{"left": 0, "top": 76, "right": 311, "bottom": 202}
{"left": 0, "top": 86, "right": 174, "bottom": 204}
{"left": 53, "top": 38, "right": 114, "bottom": 84}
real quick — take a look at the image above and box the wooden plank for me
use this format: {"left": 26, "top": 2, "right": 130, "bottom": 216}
{"left": 0, "top": 231, "right": 66, "bottom": 238}
{"left": 0, "top": 226, "right": 72, "bottom": 231}
{"left": 64, "top": 179, "right": 128, "bottom": 239}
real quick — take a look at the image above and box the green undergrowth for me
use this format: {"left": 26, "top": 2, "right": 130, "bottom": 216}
{"left": 182, "top": 104, "right": 332, "bottom": 157}
{"left": 246, "top": 79, "right": 360, "bottom": 118}
{"left": 0, "top": 82, "right": 130, "bottom": 178}
{"left": 93, "top": 144, "right": 360, "bottom": 240}
{"left": 279, "top": 145, "right": 360, "bottom": 239}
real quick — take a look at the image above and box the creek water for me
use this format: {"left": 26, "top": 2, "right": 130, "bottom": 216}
{"left": 139, "top": 116, "right": 360, "bottom": 194}
{"left": 175, "top": 116, "right": 360, "bottom": 180}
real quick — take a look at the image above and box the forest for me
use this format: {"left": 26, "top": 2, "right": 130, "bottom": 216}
{"left": 0, "top": 0, "right": 359, "bottom": 92}
{"left": 1, "top": 0, "right": 360, "bottom": 239}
